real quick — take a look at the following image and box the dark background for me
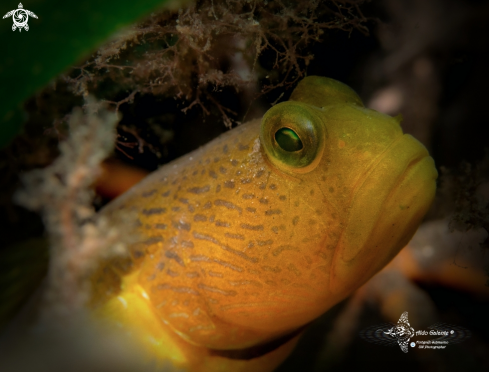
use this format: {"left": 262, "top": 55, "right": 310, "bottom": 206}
{"left": 1, "top": 0, "right": 489, "bottom": 371}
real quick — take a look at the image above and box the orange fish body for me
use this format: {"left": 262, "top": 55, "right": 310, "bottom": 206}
{"left": 91, "top": 76, "right": 438, "bottom": 371}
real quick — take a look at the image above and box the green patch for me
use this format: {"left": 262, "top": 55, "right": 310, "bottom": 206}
{"left": 0, "top": 0, "right": 172, "bottom": 148}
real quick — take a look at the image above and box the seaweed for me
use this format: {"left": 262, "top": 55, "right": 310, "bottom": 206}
{"left": 65, "top": 0, "right": 373, "bottom": 127}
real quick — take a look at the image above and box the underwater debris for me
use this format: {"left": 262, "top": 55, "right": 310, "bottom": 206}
{"left": 439, "top": 151, "right": 489, "bottom": 249}
{"left": 65, "top": 0, "right": 373, "bottom": 127}
{"left": 0, "top": 100, "right": 172, "bottom": 372}
{"left": 13, "top": 98, "right": 127, "bottom": 320}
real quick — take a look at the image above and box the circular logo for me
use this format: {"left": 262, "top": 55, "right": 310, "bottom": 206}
{"left": 410, "top": 342, "right": 416, "bottom": 347}
{"left": 13, "top": 9, "right": 28, "bottom": 28}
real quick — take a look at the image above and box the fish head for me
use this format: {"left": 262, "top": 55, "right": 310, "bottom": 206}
{"left": 96, "top": 76, "right": 437, "bottom": 351}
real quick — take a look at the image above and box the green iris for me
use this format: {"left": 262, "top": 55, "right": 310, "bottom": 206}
{"left": 261, "top": 101, "right": 325, "bottom": 173}
{"left": 275, "top": 128, "right": 303, "bottom": 152}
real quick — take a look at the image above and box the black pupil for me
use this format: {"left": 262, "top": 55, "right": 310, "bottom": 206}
{"left": 275, "top": 128, "right": 303, "bottom": 152}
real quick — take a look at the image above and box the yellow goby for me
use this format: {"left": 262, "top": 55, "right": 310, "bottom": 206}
{"left": 92, "top": 76, "right": 438, "bottom": 371}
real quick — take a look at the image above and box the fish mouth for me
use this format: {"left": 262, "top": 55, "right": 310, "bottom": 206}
{"left": 331, "top": 133, "right": 437, "bottom": 293}
{"left": 389, "top": 139, "right": 438, "bottom": 207}
{"left": 399, "top": 151, "right": 431, "bottom": 186}
{"left": 404, "top": 154, "right": 425, "bottom": 176}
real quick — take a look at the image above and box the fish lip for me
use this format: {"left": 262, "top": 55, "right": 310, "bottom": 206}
{"left": 395, "top": 144, "right": 437, "bottom": 189}
{"left": 389, "top": 135, "right": 432, "bottom": 179}
{"left": 402, "top": 152, "right": 428, "bottom": 177}
{"left": 387, "top": 133, "right": 436, "bottom": 192}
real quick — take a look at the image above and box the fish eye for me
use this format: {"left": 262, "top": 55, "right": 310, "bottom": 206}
{"left": 274, "top": 127, "right": 303, "bottom": 152}
{"left": 260, "top": 101, "right": 326, "bottom": 174}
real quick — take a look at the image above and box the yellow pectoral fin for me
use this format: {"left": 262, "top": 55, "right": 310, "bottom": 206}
{"left": 95, "top": 271, "right": 187, "bottom": 367}
{"left": 94, "top": 271, "right": 303, "bottom": 372}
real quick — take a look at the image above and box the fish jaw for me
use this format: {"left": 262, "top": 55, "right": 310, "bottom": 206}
{"left": 330, "top": 133, "right": 437, "bottom": 297}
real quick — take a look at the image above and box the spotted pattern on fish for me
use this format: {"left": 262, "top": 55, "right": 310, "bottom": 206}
{"left": 92, "top": 76, "right": 437, "bottom": 370}
{"left": 95, "top": 123, "right": 333, "bottom": 349}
